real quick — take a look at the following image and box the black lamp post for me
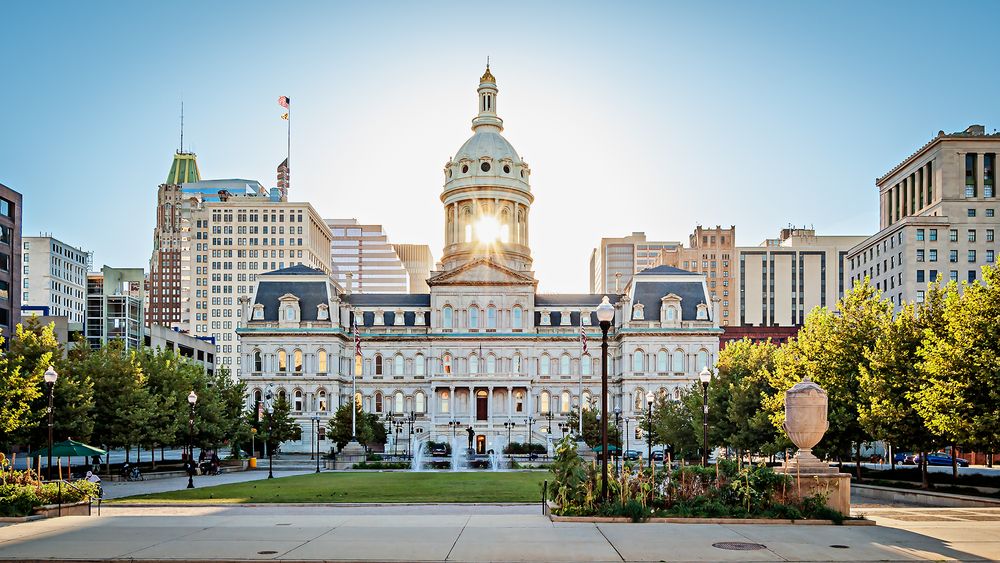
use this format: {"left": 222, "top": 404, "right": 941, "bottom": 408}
{"left": 43, "top": 366, "right": 58, "bottom": 481}
{"left": 595, "top": 296, "right": 615, "bottom": 503}
{"left": 449, "top": 419, "right": 460, "bottom": 439}
{"left": 699, "top": 367, "right": 713, "bottom": 466}
{"left": 267, "top": 405, "right": 274, "bottom": 479}
{"left": 526, "top": 417, "right": 535, "bottom": 452}
{"left": 394, "top": 419, "right": 403, "bottom": 456}
{"left": 406, "top": 412, "right": 416, "bottom": 458}
{"left": 503, "top": 420, "right": 515, "bottom": 459}
{"left": 312, "top": 416, "right": 321, "bottom": 473}
{"left": 187, "top": 390, "right": 197, "bottom": 489}
{"left": 613, "top": 407, "right": 622, "bottom": 474}
{"left": 545, "top": 411, "right": 553, "bottom": 435}
{"left": 558, "top": 422, "right": 569, "bottom": 438}
{"left": 645, "top": 391, "right": 654, "bottom": 468}
{"left": 624, "top": 416, "right": 631, "bottom": 456}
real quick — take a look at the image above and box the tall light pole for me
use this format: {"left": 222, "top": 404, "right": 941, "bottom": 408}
{"left": 187, "top": 390, "right": 197, "bottom": 489}
{"left": 312, "top": 416, "right": 321, "bottom": 473}
{"left": 504, "top": 420, "right": 515, "bottom": 459}
{"left": 645, "top": 391, "right": 654, "bottom": 468}
{"left": 525, "top": 417, "right": 535, "bottom": 453}
{"left": 43, "top": 366, "right": 58, "bottom": 481}
{"left": 614, "top": 407, "right": 622, "bottom": 474}
{"left": 596, "top": 295, "right": 615, "bottom": 502}
{"left": 624, "top": 417, "right": 631, "bottom": 456}
{"left": 699, "top": 367, "right": 713, "bottom": 466}
{"left": 406, "top": 412, "right": 416, "bottom": 458}
{"left": 267, "top": 401, "right": 274, "bottom": 479}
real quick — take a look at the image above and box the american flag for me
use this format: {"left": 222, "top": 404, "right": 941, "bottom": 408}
{"left": 580, "top": 325, "right": 588, "bottom": 355}
{"left": 353, "top": 314, "right": 361, "bottom": 357}
{"left": 278, "top": 95, "right": 290, "bottom": 108}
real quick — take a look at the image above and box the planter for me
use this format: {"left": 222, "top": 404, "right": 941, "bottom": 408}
{"left": 31, "top": 500, "right": 92, "bottom": 518}
{"left": 544, "top": 501, "right": 872, "bottom": 525}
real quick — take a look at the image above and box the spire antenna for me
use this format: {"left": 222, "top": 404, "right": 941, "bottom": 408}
{"left": 179, "top": 101, "right": 184, "bottom": 153}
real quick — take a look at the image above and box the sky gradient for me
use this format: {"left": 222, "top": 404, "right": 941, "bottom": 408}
{"left": 3, "top": 1, "right": 1000, "bottom": 292}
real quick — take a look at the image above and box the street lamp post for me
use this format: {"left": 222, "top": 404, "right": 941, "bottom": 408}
{"left": 394, "top": 419, "right": 403, "bottom": 456}
{"left": 645, "top": 391, "right": 654, "bottom": 468}
{"left": 406, "top": 412, "right": 416, "bottom": 459}
{"left": 187, "top": 391, "right": 197, "bottom": 489}
{"left": 614, "top": 407, "right": 622, "bottom": 474}
{"left": 449, "top": 419, "right": 460, "bottom": 440}
{"left": 503, "top": 420, "right": 515, "bottom": 459}
{"left": 267, "top": 404, "right": 274, "bottom": 479}
{"left": 699, "top": 367, "right": 713, "bottom": 466}
{"left": 558, "top": 422, "right": 569, "bottom": 438}
{"left": 43, "top": 366, "right": 58, "bottom": 481}
{"left": 596, "top": 295, "right": 615, "bottom": 503}
{"left": 312, "top": 416, "right": 321, "bottom": 473}
{"left": 525, "top": 417, "right": 535, "bottom": 453}
{"left": 624, "top": 417, "right": 631, "bottom": 456}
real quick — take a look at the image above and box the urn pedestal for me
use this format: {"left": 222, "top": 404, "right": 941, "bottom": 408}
{"left": 782, "top": 376, "right": 851, "bottom": 515}
{"left": 334, "top": 440, "right": 367, "bottom": 470}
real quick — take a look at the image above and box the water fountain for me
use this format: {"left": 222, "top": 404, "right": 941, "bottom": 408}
{"left": 450, "top": 437, "right": 468, "bottom": 471}
{"left": 410, "top": 439, "right": 428, "bottom": 472}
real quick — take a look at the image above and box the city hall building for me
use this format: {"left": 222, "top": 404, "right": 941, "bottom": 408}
{"left": 237, "top": 67, "right": 722, "bottom": 454}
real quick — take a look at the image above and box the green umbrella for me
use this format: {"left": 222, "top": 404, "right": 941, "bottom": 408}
{"left": 591, "top": 444, "right": 621, "bottom": 452}
{"left": 33, "top": 439, "right": 107, "bottom": 458}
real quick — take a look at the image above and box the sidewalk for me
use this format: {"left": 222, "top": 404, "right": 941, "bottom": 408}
{"left": 100, "top": 470, "right": 313, "bottom": 500}
{"left": 1, "top": 504, "right": 999, "bottom": 561}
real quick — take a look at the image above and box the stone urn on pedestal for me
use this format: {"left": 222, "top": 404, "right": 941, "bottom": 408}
{"left": 782, "top": 376, "right": 851, "bottom": 515}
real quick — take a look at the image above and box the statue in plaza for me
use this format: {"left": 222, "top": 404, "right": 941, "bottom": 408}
{"left": 467, "top": 426, "right": 474, "bottom": 450}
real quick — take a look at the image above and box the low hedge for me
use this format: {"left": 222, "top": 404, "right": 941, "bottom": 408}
{"left": 352, "top": 461, "right": 410, "bottom": 469}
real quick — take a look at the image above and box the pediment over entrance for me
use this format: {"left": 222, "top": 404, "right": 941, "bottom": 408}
{"left": 427, "top": 257, "right": 537, "bottom": 287}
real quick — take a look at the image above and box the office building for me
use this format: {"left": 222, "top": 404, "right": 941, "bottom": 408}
{"left": 86, "top": 266, "right": 145, "bottom": 350}
{"left": 589, "top": 233, "right": 680, "bottom": 294}
{"left": 392, "top": 243, "right": 435, "bottom": 293}
{"left": 22, "top": 235, "right": 90, "bottom": 324}
{"left": 848, "top": 125, "right": 1000, "bottom": 307}
{"left": 0, "top": 184, "right": 21, "bottom": 339}
{"left": 326, "top": 219, "right": 410, "bottom": 293}
{"left": 655, "top": 225, "right": 736, "bottom": 325}
{"left": 145, "top": 324, "right": 217, "bottom": 375}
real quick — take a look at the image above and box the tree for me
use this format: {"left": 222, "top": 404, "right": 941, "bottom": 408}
{"left": 766, "top": 280, "right": 891, "bottom": 478}
{"left": 327, "top": 403, "right": 386, "bottom": 451}
{"left": 566, "top": 403, "right": 623, "bottom": 450}
{"left": 641, "top": 386, "right": 701, "bottom": 460}
{"left": 713, "top": 338, "right": 785, "bottom": 459}
{"left": 0, "top": 334, "right": 41, "bottom": 446}
{"left": 917, "top": 266, "right": 1000, "bottom": 474}
{"left": 260, "top": 395, "right": 300, "bottom": 454}
{"left": 81, "top": 340, "right": 154, "bottom": 463}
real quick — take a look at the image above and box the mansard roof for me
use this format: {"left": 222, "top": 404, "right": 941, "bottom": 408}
{"left": 535, "top": 294, "right": 608, "bottom": 306}
{"left": 260, "top": 264, "right": 326, "bottom": 276}
{"left": 636, "top": 265, "right": 698, "bottom": 276}
{"left": 632, "top": 280, "right": 707, "bottom": 320}
{"left": 254, "top": 280, "right": 330, "bottom": 321}
{"left": 344, "top": 294, "right": 431, "bottom": 307}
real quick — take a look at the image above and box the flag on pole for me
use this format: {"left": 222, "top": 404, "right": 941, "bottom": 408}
{"left": 280, "top": 113, "right": 288, "bottom": 120}
{"left": 278, "top": 96, "right": 290, "bottom": 108}
{"left": 352, "top": 314, "right": 362, "bottom": 375}
{"left": 580, "top": 325, "right": 588, "bottom": 355}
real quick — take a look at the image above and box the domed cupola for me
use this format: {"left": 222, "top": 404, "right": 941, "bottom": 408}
{"left": 440, "top": 65, "right": 534, "bottom": 273}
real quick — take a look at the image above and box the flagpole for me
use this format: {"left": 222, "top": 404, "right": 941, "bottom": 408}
{"left": 286, "top": 98, "right": 291, "bottom": 193}
{"left": 579, "top": 327, "right": 585, "bottom": 437}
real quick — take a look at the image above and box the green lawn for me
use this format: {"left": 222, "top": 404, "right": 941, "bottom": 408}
{"left": 115, "top": 471, "right": 548, "bottom": 504}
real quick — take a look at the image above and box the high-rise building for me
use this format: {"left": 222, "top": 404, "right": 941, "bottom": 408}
{"left": 0, "top": 183, "right": 22, "bottom": 340}
{"left": 326, "top": 219, "right": 410, "bottom": 293}
{"left": 179, "top": 196, "right": 332, "bottom": 375}
{"left": 86, "top": 266, "right": 145, "bottom": 350}
{"left": 277, "top": 158, "right": 289, "bottom": 200}
{"left": 392, "top": 243, "right": 435, "bottom": 293}
{"left": 656, "top": 225, "right": 736, "bottom": 324}
{"left": 847, "top": 125, "right": 1000, "bottom": 308}
{"left": 589, "top": 233, "right": 680, "bottom": 294}
{"left": 22, "top": 235, "right": 90, "bottom": 324}
{"left": 738, "top": 227, "right": 867, "bottom": 327}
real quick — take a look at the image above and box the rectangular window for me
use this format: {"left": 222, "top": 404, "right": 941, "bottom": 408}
{"left": 916, "top": 249, "right": 925, "bottom": 262}
{"left": 966, "top": 153, "right": 977, "bottom": 197}
{"left": 930, "top": 269, "right": 938, "bottom": 282}
{"left": 969, "top": 270, "right": 977, "bottom": 283}
{"left": 968, "top": 209, "right": 976, "bottom": 217}
{"left": 987, "top": 209, "right": 995, "bottom": 217}
{"left": 950, "top": 229, "right": 958, "bottom": 242}
{"left": 969, "top": 230, "right": 977, "bottom": 242}
{"left": 987, "top": 250, "right": 995, "bottom": 263}
{"left": 916, "top": 229, "right": 925, "bottom": 241}
{"left": 987, "top": 230, "right": 994, "bottom": 242}
{"left": 929, "top": 249, "right": 937, "bottom": 262}
{"left": 929, "top": 229, "right": 938, "bottom": 241}
{"left": 968, "top": 250, "right": 976, "bottom": 262}
{"left": 950, "top": 250, "right": 958, "bottom": 262}
{"left": 916, "top": 290, "right": 925, "bottom": 302}
{"left": 950, "top": 270, "right": 958, "bottom": 282}
{"left": 916, "top": 270, "right": 925, "bottom": 283}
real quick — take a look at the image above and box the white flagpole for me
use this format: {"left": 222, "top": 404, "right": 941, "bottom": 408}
{"left": 579, "top": 327, "right": 585, "bottom": 436}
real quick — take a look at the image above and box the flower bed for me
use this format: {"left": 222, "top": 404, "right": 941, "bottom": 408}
{"left": 547, "top": 437, "right": 853, "bottom": 524}
{"left": 1, "top": 469, "right": 100, "bottom": 518}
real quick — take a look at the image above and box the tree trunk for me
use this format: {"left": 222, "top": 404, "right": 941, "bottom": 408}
{"left": 150, "top": 444, "right": 156, "bottom": 469}
{"left": 125, "top": 445, "right": 130, "bottom": 463}
{"left": 105, "top": 451, "right": 111, "bottom": 476}
{"left": 855, "top": 443, "right": 863, "bottom": 482}
{"left": 951, "top": 443, "right": 958, "bottom": 480}
{"left": 920, "top": 452, "right": 931, "bottom": 489}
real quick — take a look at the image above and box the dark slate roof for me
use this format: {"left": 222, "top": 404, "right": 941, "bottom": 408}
{"left": 535, "top": 294, "right": 609, "bottom": 306}
{"left": 534, "top": 310, "right": 598, "bottom": 327}
{"left": 344, "top": 294, "right": 431, "bottom": 307}
{"left": 633, "top": 281, "right": 707, "bottom": 321}
{"left": 352, "top": 310, "right": 430, "bottom": 328}
{"left": 254, "top": 281, "right": 330, "bottom": 321}
{"left": 260, "top": 264, "right": 327, "bottom": 276}
{"left": 636, "top": 265, "right": 699, "bottom": 276}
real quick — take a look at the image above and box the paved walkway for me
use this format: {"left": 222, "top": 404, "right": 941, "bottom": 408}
{"left": 2, "top": 504, "right": 1000, "bottom": 561}
{"left": 100, "top": 470, "right": 313, "bottom": 500}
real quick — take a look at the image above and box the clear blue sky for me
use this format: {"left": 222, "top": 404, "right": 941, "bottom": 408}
{"left": 3, "top": 1, "right": 999, "bottom": 292}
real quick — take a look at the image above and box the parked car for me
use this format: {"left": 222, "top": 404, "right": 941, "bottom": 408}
{"left": 650, "top": 450, "right": 664, "bottom": 462}
{"left": 430, "top": 444, "right": 448, "bottom": 457}
{"left": 893, "top": 452, "right": 915, "bottom": 465}
{"left": 623, "top": 450, "right": 641, "bottom": 461}
{"left": 914, "top": 452, "right": 969, "bottom": 467}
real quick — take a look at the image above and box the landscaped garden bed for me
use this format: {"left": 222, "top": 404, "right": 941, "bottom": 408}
{"left": 1, "top": 468, "right": 100, "bottom": 518}
{"left": 546, "top": 437, "right": 860, "bottom": 524}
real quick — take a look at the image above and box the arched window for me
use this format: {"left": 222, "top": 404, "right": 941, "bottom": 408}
{"left": 253, "top": 349, "right": 262, "bottom": 372}
{"left": 657, "top": 350, "right": 668, "bottom": 373}
{"left": 294, "top": 349, "right": 303, "bottom": 372}
{"left": 415, "top": 392, "right": 426, "bottom": 413}
{"left": 394, "top": 391, "right": 404, "bottom": 413}
{"left": 666, "top": 306, "right": 677, "bottom": 321}
{"left": 512, "top": 306, "right": 522, "bottom": 329}
{"left": 285, "top": 307, "right": 296, "bottom": 321}
{"left": 278, "top": 389, "right": 287, "bottom": 402}
{"left": 635, "top": 391, "right": 644, "bottom": 411}
{"left": 561, "top": 391, "right": 571, "bottom": 413}
{"left": 253, "top": 388, "right": 262, "bottom": 405}
{"left": 581, "top": 354, "right": 592, "bottom": 375}
{"left": 441, "top": 390, "right": 450, "bottom": 413}
{"left": 487, "top": 306, "right": 497, "bottom": 328}
{"left": 443, "top": 306, "right": 453, "bottom": 329}
{"left": 560, "top": 355, "right": 571, "bottom": 375}
{"left": 317, "top": 390, "right": 327, "bottom": 412}
{"left": 512, "top": 354, "right": 522, "bottom": 374}
{"left": 374, "top": 392, "right": 383, "bottom": 413}
{"left": 540, "top": 391, "right": 551, "bottom": 413}
{"left": 539, "top": 355, "right": 550, "bottom": 376}
{"left": 697, "top": 350, "right": 709, "bottom": 371}
{"left": 317, "top": 350, "right": 327, "bottom": 373}
{"left": 355, "top": 392, "right": 362, "bottom": 408}
{"left": 415, "top": 354, "right": 425, "bottom": 376}
{"left": 632, "top": 350, "right": 644, "bottom": 372}
{"left": 294, "top": 390, "right": 303, "bottom": 412}
{"left": 374, "top": 354, "right": 383, "bottom": 375}
{"left": 515, "top": 391, "right": 524, "bottom": 412}
{"left": 469, "top": 306, "right": 480, "bottom": 329}
{"left": 278, "top": 350, "right": 287, "bottom": 372}
{"left": 672, "top": 349, "right": 684, "bottom": 373}
{"left": 394, "top": 355, "right": 404, "bottom": 375}
{"left": 582, "top": 391, "right": 592, "bottom": 410}
{"left": 486, "top": 355, "right": 496, "bottom": 374}
{"left": 443, "top": 354, "right": 452, "bottom": 374}
{"left": 469, "top": 354, "right": 480, "bottom": 374}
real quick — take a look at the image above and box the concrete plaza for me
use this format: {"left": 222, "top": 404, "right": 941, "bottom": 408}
{"left": 2, "top": 504, "right": 1000, "bottom": 561}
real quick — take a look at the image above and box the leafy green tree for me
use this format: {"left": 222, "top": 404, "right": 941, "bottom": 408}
{"left": 917, "top": 266, "right": 1000, "bottom": 474}
{"left": 766, "top": 280, "right": 891, "bottom": 478}
{"left": 566, "top": 403, "right": 623, "bottom": 450}
{"left": 137, "top": 347, "right": 190, "bottom": 464}
{"left": 0, "top": 334, "right": 41, "bottom": 446}
{"left": 80, "top": 340, "right": 154, "bottom": 463}
{"left": 640, "top": 386, "right": 701, "bottom": 460}
{"left": 327, "top": 403, "right": 386, "bottom": 451}
{"left": 260, "top": 395, "right": 300, "bottom": 454}
{"left": 713, "top": 338, "right": 786, "bottom": 459}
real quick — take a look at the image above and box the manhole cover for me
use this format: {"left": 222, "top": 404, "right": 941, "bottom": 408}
{"left": 712, "top": 542, "right": 767, "bottom": 551}
{"left": 257, "top": 551, "right": 278, "bottom": 555}
{"left": 830, "top": 545, "right": 850, "bottom": 549}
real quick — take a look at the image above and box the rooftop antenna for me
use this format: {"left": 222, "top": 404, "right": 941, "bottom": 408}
{"left": 179, "top": 101, "right": 184, "bottom": 153}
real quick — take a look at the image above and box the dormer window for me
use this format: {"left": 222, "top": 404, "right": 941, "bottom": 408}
{"left": 394, "top": 309, "right": 405, "bottom": 326}
{"left": 666, "top": 307, "right": 677, "bottom": 320}
{"left": 252, "top": 304, "right": 264, "bottom": 320}
{"left": 696, "top": 304, "right": 709, "bottom": 320}
{"left": 317, "top": 303, "right": 330, "bottom": 321}
{"left": 632, "top": 303, "right": 645, "bottom": 320}
{"left": 374, "top": 309, "right": 385, "bottom": 326}
{"left": 277, "top": 293, "right": 301, "bottom": 327}
{"left": 540, "top": 310, "right": 551, "bottom": 326}
{"left": 581, "top": 311, "right": 591, "bottom": 326}
{"left": 561, "top": 310, "right": 571, "bottom": 326}
{"left": 285, "top": 307, "right": 296, "bottom": 321}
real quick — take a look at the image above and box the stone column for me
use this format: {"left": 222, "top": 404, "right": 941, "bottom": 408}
{"left": 449, "top": 385, "right": 456, "bottom": 422}
{"left": 487, "top": 385, "right": 495, "bottom": 432}
{"left": 977, "top": 153, "right": 986, "bottom": 198}
{"left": 507, "top": 385, "right": 513, "bottom": 417}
